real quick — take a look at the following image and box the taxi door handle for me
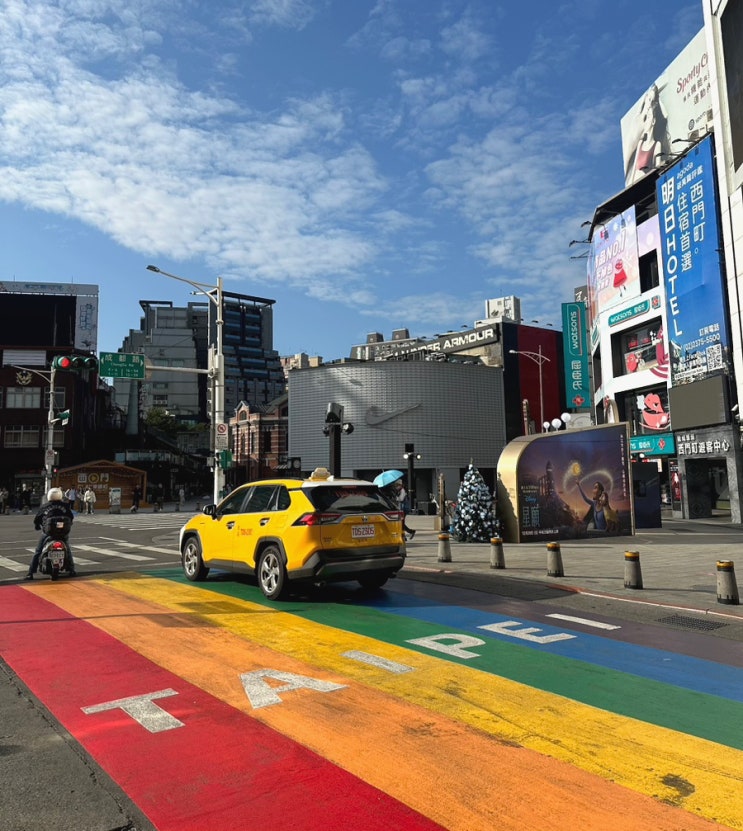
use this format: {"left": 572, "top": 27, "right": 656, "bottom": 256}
{"left": 226, "top": 521, "right": 235, "bottom": 530}
{"left": 260, "top": 517, "right": 271, "bottom": 526}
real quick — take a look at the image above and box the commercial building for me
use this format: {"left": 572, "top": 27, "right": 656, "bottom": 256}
{"left": 288, "top": 360, "right": 507, "bottom": 509}
{"left": 583, "top": 17, "right": 743, "bottom": 522}
{"left": 0, "top": 282, "right": 114, "bottom": 496}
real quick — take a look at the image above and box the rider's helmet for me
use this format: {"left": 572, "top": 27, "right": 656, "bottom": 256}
{"left": 47, "top": 487, "right": 64, "bottom": 502}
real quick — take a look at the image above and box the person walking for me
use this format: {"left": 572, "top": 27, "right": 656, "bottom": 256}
{"left": 83, "top": 486, "right": 96, "bottom": 514}
{"left": 0, "top": 486, "right": 7, "bottom": 515}
{"left": 131, "top": 486, "right": 141, "bottom": 513}
{"left": 64, "top": 486, "right": 77, "bottom": 509}
{"left": 395, "top": 481, "right": 415, "bottom": 540}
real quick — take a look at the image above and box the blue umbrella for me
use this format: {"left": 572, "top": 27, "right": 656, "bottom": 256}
{"left": 373, "top": 470, "right": 404, "bottom": 488}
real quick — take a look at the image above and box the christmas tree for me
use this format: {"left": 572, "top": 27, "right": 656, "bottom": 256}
{"left": 449, "top": 463, "right": 498, "bottom": 542}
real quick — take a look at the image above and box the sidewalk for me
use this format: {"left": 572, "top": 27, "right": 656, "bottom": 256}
{"left": 400, "top": 513, "right": 743, "bottom": 621}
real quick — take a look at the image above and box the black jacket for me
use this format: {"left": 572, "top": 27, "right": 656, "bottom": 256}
{"left": 34, "top": 501, "right": 74, "bottom": 533}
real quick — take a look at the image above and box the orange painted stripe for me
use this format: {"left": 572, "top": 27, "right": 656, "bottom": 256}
{"left": 33, "top": 578, "right": 736, "bottom": 831}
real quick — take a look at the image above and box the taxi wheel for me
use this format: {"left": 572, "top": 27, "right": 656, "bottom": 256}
{"left": 182, "top": 536, "right": 209, "bottom": 581}
{"left": 257, "top": 545, "right": 287, "bottom": 600}
{"left": 358, "top": 571, "right": 390, "bottom": 590}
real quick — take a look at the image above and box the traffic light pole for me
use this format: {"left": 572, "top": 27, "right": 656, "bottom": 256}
{"left": 45, "top": 364, "right": 56, "bottom": 493}
{"left": 147, "top": 266, "right": 225, "bottom": 505}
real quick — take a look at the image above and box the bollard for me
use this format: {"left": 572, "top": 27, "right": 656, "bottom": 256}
{"left": 546, "top": 541, "right": 564, "bottom": 577}
{"left": 623, "top": 550, "right": 643, "bottom": 590}
{"left": 717, "top": 560, "right": 740, "bottom": 605}
{"left": 490, "top": 537, "right": 505, "bottom": 569}
{"left": 437, "top": 533, "right": 452, "bottom": 563}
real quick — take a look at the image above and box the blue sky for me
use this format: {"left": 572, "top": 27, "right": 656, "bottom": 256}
{"left": 0, "top": 0, "right": 702, "bottom": 360}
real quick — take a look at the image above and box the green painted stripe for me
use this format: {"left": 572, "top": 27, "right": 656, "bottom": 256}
{"left": 150, "top": 569, "right": 743, "bottom": 750}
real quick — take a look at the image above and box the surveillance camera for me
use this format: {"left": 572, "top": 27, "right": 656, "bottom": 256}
{"left": 732, "top": 404, "right": 739, "bottom": 414}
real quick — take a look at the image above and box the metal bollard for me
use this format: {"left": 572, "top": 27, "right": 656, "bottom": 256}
{"left": 437, "top": 533, "right": 452, "bottom": 563}
{"left": 624, "top": 550, "right": 643, "bottom": 589}
{"left": 717, "top": 560, "right": 740, "bottom": 605}
{"left": 546, "top": 541, "right": 564, "bottom": 577}
{"left": 490, "top": 537, "right": 505, "bottom": 569}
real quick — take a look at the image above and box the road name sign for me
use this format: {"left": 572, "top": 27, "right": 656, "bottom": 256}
{"left": 99, "top": 352, "right": 146, "bottom": 380}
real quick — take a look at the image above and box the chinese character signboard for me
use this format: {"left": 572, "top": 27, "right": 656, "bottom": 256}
{"left": 561, "top": 302, "right": 590, "bottom": 410}
{"left": 99, "top": 352, "right": 145, "bottom": 380}
{"left": 587, "top": 206, "right": 640, "bottom": 326}
{"left": 656, "top": 135, "right": 731, "bottom": 384}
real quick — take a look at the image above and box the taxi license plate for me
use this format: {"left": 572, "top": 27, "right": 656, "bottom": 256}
{"left": 351, "top": 524, "right": 375, "bottom": 539}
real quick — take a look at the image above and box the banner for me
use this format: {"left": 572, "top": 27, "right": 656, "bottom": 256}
{"left": 656, "top": 135, "right": 731, "bottom": 384}
{"left": 561, "top": 302, "right": 590, "bottom": 410}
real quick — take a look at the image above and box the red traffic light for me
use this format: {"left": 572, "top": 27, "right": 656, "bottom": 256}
{"left": 52, "top": 354, "right": 98, "bottom": 371}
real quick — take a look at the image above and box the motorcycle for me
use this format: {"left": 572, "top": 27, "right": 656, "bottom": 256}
{"left": 39, "top": 518, "right": 73, "bottom": 581}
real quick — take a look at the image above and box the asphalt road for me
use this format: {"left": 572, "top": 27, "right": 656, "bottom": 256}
{"left": 2, "top": 509, "right": 743, "bottom": 830}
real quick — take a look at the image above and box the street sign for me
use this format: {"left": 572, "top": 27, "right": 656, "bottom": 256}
{"left": 99, "top": 352, "right": 146, "bottom": 380}
{"left": 215, "top": 422, "right": 229, "bottom": 449}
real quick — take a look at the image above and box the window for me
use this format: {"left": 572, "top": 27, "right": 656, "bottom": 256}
{"left": 244, "top": 486, "right": 277, "bottom": 512}
{"left": 219, "top": 488, "right": 250, "bottom": 515}
{"left": 42, "top": 426, "right": 66, "bottom": 448}
{"left": 639, "top": 251, "right": 660, "bottom": 292}
{"left": 6, "top": 387, "right": 42, "bottom": 408}
{"left": 263, "top": 429, "right": 272, "bottom": 453}
{"left": 613, "top": 319, "right": 664, "bottom": 377}
{"left": 44, "top": 387, "right": 66, "bottom": 410}
{"left": 4, "top": 426, "right": 40, "bottom": 447}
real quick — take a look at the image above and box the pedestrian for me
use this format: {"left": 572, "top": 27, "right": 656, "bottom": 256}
{"left": 179, "top": 487, "right": 185, "bottom": 510}
{"left": 21, "top": 484, "right": 32, "bottom": 515}
{"left": 64, "top": 485, "right": 77, "bottom": 509}
{"left": 83, "top": 486, "right": 96, "bottom": 514}
{"left": 395, "top": 481, "right": 415, "bottom": 539}
{"left": 131, "top": 486, "right": 141, "bottom": 513}
{"left": 0, "top": 486, "right": 7, "bottom": 515}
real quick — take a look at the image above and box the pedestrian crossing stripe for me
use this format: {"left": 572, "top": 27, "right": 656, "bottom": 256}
{"left": 2, "top": 541, "right": 178, "bottom": 572}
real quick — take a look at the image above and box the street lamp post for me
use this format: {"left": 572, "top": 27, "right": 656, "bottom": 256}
{"left": 509, "top": 345, "right": 551, "bottom": 432}
{"left": 147, "top": 265, "right": 225, "bottom": 504}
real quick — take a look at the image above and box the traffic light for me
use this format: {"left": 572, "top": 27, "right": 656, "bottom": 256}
{"left": 52, "top": 355, "right": 98, "bottom": 371}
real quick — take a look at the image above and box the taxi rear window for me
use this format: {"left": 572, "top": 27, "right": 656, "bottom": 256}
{"left": 307, "top": 485, "right": 389, "bottom": 513}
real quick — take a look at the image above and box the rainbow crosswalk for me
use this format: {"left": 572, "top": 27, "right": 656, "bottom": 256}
{"left": 2, "top": 570, "right": 741, "bottom": 831}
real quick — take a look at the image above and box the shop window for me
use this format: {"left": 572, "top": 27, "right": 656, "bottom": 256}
{"left": 639, "top": 251, "right": 660, "bottom": 292}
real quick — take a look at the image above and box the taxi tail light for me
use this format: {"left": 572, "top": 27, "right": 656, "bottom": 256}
{"left": 294, "top": 512, "right": 342, "bottom": 526}
{"left": 384, "top": 510, "right": 404, "bottom": 522}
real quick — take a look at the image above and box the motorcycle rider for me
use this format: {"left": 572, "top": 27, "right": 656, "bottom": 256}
{"left": 25, "top": 488, "right": 76, "bottom": 580}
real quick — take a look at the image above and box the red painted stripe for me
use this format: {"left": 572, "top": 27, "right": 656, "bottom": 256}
{"left": 1, "top": 587, "right": 443, "bottom": 831}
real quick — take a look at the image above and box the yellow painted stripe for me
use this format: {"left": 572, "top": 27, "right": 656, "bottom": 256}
{"left": 34, "top": 577, "right": 742, "bottom": 830}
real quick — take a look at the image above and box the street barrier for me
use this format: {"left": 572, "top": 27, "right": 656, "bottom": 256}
{"left": 546, "top": 541, "right": 564, "bottom": 577}
{"left": 437, "top": 533, "right": 452, "bottom": 563}
{"left": 623, "top": 550, "right": 643, "bottom": 589}
{"left": 716, "top": 560, "right": 740, "bottom": 605}
{"left": 489, "top": 537, "right": 505, "bottom": 569}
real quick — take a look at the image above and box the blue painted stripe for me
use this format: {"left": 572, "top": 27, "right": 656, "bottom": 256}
{"left": 363, "top": 592, "right": 743, "bottom": 703}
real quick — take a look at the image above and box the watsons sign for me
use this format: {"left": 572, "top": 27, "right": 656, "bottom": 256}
{"left": 561, "top": 303, "right": 590, "bottom": 410}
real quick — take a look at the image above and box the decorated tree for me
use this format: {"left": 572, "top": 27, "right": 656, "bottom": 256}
{"left": 449, "top": 462, "right": 498, "bottom": 542}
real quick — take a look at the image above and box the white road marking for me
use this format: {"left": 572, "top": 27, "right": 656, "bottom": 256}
{"left": 546, "top": 613, "right": 621, "bottom": 630}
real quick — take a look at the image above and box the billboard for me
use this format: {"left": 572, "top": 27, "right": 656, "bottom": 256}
{"left": 587, "top": 206, "right": 640, "bottom": 324}
{"left": 656, "top": 136, "right": 732, "bottom": 384}
{"left": 497, "top": 424, "right": 633, "bottom": 542}
{"left": 0, "top": 282, "right": 99, "bottom": 352}
{"left": 561, "top": 302, "right": 590, "bottom": 410}
{"left": 621, "top": 29, "right": 713, "bottom": 186}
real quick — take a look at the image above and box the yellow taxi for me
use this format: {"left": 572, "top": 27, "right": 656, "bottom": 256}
{"left": 179, "top": 468, "right": 406, "bottom": 599}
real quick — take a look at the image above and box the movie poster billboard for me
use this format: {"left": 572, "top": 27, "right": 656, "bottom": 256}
{"left": 656, "top": 135, "right": 732, "bottom": 384}
{"left": 621, "top": 29, "right": 712, "bottom": 186}
{"left": 497, "top": 424, "right": 633, "bottom": 543}
{"left": 561, "top": 302, "right": 590, "bottom": 410}
{"left": 587, "top": 206, "right": 640, "bottom": 324}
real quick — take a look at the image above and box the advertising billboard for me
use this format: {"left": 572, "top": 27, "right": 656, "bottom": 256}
{"left": 497, "top": 424, "right": 633, "bottom": 542}
{"left": 587, "top": 206, "right": 640, "bottom": 324}
{"left": 561, "top": 302, "right": 590, "bottom": 410}
{"left": 621, "top": 29, "right": 713, "bottom": 186}
{"left": 656, "top": 136, "right": 732, "bottom": 384}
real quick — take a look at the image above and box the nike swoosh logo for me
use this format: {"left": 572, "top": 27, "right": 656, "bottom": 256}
{"left": 365, "top": 403, "right": 421, "bottom": 425}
